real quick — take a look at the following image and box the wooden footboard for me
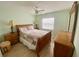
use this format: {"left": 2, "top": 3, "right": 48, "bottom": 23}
{"left": 36, "top": 32, "right": 51, "bottom": 56}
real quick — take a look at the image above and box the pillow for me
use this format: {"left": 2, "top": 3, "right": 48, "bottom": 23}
{"left": 27, "top": 26, "right": 34, "bottom": 30}
{"left": 19, "top": 27, "right": 28, "bottom": 32}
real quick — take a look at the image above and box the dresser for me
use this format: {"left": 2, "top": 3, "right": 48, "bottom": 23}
{"left": 54, "top": 31, "right": 74, "bottom": 57}
{"left": 4, "top": 32, "right": 19, "bottom": 45}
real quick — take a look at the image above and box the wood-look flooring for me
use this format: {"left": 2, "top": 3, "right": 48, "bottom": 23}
{"left": 4, "top": 41, "right": 54, "bottom": 57}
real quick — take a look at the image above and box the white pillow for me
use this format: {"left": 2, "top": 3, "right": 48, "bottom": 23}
{"left": 27, "top": 26, "right": 34, "bottom": 30}
{"left": 19, "top": 27, "right": 28, "bottom": 32}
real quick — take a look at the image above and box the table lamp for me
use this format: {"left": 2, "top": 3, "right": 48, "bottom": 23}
{"left": 9, "top": 20, "right": 15, "bottom": 33}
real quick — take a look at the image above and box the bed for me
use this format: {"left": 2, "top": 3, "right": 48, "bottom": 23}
{"left": 16, "top": 24, "right": 51, "bottom": 56}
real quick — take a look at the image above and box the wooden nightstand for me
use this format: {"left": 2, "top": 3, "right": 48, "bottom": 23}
{"left": 4, "top": 32, "right": 19, "bottom": 45}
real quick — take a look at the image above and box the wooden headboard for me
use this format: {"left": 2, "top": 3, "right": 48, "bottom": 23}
{"left": 16, "top": 24, "right": 33, "bottom": 34}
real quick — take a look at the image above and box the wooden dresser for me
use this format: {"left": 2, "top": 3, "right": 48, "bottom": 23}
{"left": 54, "top": 31, "right": 74, "bottom": 57}
{"left": 4, "top": 32, "right": 18, "bottom": 45}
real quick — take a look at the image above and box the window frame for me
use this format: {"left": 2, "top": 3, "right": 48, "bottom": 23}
{"left": 41, "top": 17, "right": 54, "bottom": 31}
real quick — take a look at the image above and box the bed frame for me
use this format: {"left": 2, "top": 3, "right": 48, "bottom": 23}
{"left": 16, "top": 24, "right": 51, "bottom": 56}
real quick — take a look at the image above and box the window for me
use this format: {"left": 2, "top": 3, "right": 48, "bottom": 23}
{"left": 42, "top": 17, "right": 54, "bottom": 30}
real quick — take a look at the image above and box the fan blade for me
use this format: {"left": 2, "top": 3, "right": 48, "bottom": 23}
{"left": 38, "top": 9, "right": 44, "bottom": 12}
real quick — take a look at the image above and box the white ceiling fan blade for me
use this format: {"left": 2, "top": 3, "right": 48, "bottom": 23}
{"left": 33, "top": 5, "right": 45, "bottom": 15}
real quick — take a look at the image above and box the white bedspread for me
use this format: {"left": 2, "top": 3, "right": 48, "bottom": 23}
{"left": 25, "top": 29, "right": 49, "bottom": 38}
{"left": 19, "top": 29, "right": 49, "bottom": 50}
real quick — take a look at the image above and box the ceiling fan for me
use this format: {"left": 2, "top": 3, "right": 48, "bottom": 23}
{"left": 34, "top": 6, "right": 44, "bottom": 15}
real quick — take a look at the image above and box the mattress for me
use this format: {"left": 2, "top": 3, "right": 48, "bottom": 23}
{"left": 20, "top": 37, "right": 36, "bottom": 50}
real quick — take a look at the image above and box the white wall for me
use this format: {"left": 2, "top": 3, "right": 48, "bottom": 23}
{"left": 0, "top": 5, "right": 34, "bottom": 42}
{"left": 37, "top": 9, "right": 70, "bottom": 37}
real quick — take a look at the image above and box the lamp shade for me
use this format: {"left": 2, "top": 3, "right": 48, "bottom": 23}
{"left": 9, "top": 20, "right": 15, "bottom": 33}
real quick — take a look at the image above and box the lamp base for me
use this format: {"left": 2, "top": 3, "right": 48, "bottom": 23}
{"left": 11, "top": 26, "right": 14, "bottom": 33}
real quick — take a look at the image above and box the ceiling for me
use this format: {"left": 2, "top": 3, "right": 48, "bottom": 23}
{"left": 0, "top": 1, "right": 74, "bottom": 14}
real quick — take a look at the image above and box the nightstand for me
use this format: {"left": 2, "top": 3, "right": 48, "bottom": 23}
{"left": 4, "top": 32, "right": 19, "bottom": 45}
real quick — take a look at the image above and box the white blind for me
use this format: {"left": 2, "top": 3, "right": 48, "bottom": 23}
{"left": 42, "top": 18, "right": 54, "bottom": 30}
